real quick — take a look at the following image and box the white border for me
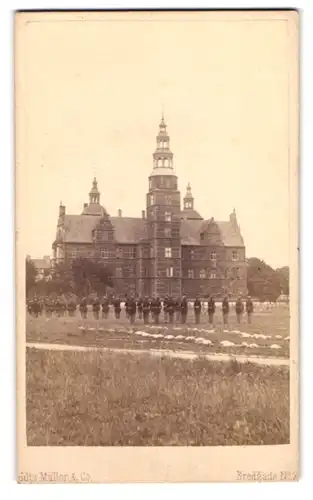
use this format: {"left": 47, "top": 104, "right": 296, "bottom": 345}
{"left": 1, "top": 0, "right": 311, "bottom": 497}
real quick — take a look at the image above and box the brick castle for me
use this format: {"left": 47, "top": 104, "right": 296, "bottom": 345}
{"left": 52, "top": 115, "right": 247, "bottom": 298}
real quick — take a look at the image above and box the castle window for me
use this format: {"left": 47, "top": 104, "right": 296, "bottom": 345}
{"left": 164, "top": 227, "right": 171, "bottom": 238}
{"left": 210, "top": 251, "right": 217, "bottom": 260}
{"left": 116, "top": 247, "right": 122, "bottom": 259}
{"left": 150, "top": 194, "right": 155, "bottom": 206}
{"left": 165, "top": 212, "right": 171, "bottom": 222}
{"left": 71, "top": 250, "right": 77, "bottom": 259}
{"left": 100, "top": 249, "right": 109, "bottom": 259}
{"left": 116, "top": 267, "right": 122, "bottom": 278}
{"left": 166, "top": 267, "right": 174, "bottom": 278}
{"left": 232, "top": 250, "right": 239, "bottom": 261}
{"left": 165, "top": 196, "right": 172, "bottom": 205}
{"left": 165, "top": 247, "right": 172, "bottom": 258}
{"left": 200, "top": 269, "right": 206, "bottom": 279}
{"left": 190, "top": 249, "right": 195, "bottom": 259}
{"left": 210, "top": 272, "right": 217, "bottom": 279}
{"left": 149, "top": 179, "right": 152, "bottom": 190}
{"left": 188, "top": 269, "right": 194, "bottom": 279}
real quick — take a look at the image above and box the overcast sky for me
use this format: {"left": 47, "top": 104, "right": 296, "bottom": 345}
{"left": 20, "top": 12, "right": 292, "bottom": 269}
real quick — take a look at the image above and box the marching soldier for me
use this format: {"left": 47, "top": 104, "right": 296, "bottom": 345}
{"left": 207, "top": 295, "right": 216, "bottom": 325}
{"left": 235, "top": 296, "right": 244, "bottom": 324}
{"left": 194, "top": 295, "right": 202, "bottom": 324}
{"left": 180, "top": 295, "right": 188, "bottom": 324}
{"left": 101, "top": 296, "right": 110, "bottom": 319}
{"left": 113, "top": 296, "right": 122, "bottom": 320}
{"left": 92, "top": 296, "right": 101, "bottom": 320}
{"left": 79, "top": 296, "right": 88, "bottom": 320}
{"left": 167, "top": 296, "right": 175, "bottom": 324}
{"left": 137, "top": 297, "right": 143, "bottom": 320}
{"left": 126, "top": 296, "right": 137, "bottom": 325}
{"left": 245, "top": 296, "right": 254, "bottom": 324}
{"left": 142, "top": 296, "right": 151, "bottom": 325}
{"left": 222, "top": 296, "right": 229, "bottom": 328}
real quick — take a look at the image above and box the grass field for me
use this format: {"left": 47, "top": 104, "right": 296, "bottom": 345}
{"left": 26, "top": 305, "right": 290, "bottom": 359}
{"left": 26, "top": 347, "right": 290, "bottom": 446}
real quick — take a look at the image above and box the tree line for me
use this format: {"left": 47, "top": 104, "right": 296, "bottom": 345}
{"left": 26, "top": 256, "right": 289, "bottom": 302}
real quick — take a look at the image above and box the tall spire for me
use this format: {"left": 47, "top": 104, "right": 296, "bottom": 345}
{"left": 89, "top": 177, "right": 100, "bottom": 204}
{"left": 183, "top": 182, "right": 194, "bottom": 210}
{"left": 152, "top": 113, "right": 174, "bottom": 174}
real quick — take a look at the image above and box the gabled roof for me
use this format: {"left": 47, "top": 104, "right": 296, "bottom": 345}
{"left": 181, "top": 219, "right": 244, "bottom": 247}
{"left": 62, "top": 214, "right": 146, "bottom": 245}
{"left": 61, "top": 214, "right": 244, "bottom": 247}
{"left": 63, "top": 215, "right": 99, "bottom": 243}
{"left": 33, "top": 259, "right": 51, "bottom": 270}
{"left": 215, "top": 221, "right": 244, "bottom": 247}
{"left": 110, "top": 217, "right": 146, "bottom": 244}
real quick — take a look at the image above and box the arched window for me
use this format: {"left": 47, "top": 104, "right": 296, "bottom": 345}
{"left": 200, "top": 269, "right": 206, "bottom": 279}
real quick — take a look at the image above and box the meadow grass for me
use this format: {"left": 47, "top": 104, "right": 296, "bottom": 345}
{"left": 26, "top": 306, "right": 290, "bottom": 358}
{"left": 26, "top": 347, "right": 289, "bottom": 446}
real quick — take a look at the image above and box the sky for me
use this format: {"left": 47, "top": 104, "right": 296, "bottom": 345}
{"left": 19, "top": 12, "right": 293, "bottom": 269}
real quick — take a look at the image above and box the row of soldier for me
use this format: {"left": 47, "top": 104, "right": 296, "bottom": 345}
{"left": 27, "top": 295, "right": 254, "bottom": 325}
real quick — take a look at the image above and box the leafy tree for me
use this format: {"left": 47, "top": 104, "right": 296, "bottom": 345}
{"left": 247, "top": 258, "right": 282, "bottom": 302}
{"left": 26, "top": 258, "right": 37, "bottom": 295}
{"left": 276, "top": 266, "right": 289, "bottom": 295}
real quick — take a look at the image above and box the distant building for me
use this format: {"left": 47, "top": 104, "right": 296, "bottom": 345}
{"left": 32, "top": 255, "right": 52, "bottom": 281}
{"left": 52, "top": 115, "right": 247, "bottom": 298}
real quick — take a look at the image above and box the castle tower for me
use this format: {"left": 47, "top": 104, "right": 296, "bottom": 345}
{"left": 146, "top": 114, "right": 182, "bottom": 297}
{"left": 89, "top": 177, "right": 100, "bottom": 204}
{"left": 183, "top": 182, "right": 194, "bottom": 210}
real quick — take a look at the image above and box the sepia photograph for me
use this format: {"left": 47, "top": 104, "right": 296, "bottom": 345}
{"left": 16, "top": 10, "right": 299, "bottom": 482}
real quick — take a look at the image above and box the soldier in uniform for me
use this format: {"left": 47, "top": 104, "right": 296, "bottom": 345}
{"left": 79, "top": 296, "right": 88, "bottom": 320}
{"left": 245, "top": 296, "right": 254, "bottom": 324}
{"left": 235, "top": 296, "right": 244, "bottom": 324}
{"left": 67, "top": 297, "right": 77, "bottom": 317}
{"left": 194, "top": 295, "right": 202, "bottom": 324}
{"left": 137, "top": 297, "right": 143, "bottom": 320}
{"left": 142, "top": 296, "right": 151, "bottom": 325}
{"left": 124, "top": 294, "right": 129, "bottom": 319}
{"left": 92, "top": 296, "right": 101, "bottom": 320}
{"left": 175, "top": 297, "right": 181, "bottom": 322}
{"left": 55, "top": 297, "right": 61, "bottom": 317}
{"left": 151, "top": 296, "right": 161, "bottom": 324}
{"left": 163, "top": 296, "right": 169, "bottom": 323}
{"left": 127, "top": 296, "right": 137, "bottom": 325}
{"left": 207, "top": 295, "right": 216, "bottom": 325}
{"left": 113, "top": 296, "right": 122, "bottom": 320}
{"left": 222, "top": 296, "right": 229, "bottom": 328}
{"left": 180, "top": 295, "right": 188, "bottom": 324}
{"left": 101, "top": 296, "right": 110, "bottom": 319}
{"left": 167, "top": 296, "right": 175, "bottom": 324}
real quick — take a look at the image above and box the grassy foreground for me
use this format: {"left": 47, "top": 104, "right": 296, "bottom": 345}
{"left": 26, "top": 347, "right": 290, "bottom": 446}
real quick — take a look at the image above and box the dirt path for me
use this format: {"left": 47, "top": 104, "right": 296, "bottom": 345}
{"left": 26, "top": 342, "right": 289, "bottom": 367}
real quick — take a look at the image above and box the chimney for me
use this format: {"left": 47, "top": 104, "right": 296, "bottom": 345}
{"left": 141, "top": 210, "right": 145, "bottom": 219}
{"left": 118, "top": 209, "right": 122, "bottom": 217}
